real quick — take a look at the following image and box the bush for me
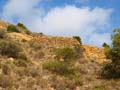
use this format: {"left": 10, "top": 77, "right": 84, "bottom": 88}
{"left": 2, "top": 64, "right": 11, "bottom": 75}
{"left": 102, "top": 42, "right": 109, "bottom": 48}
{"left": 13, "top": 59, "right": 28, "bottom": 67}
{"left": 0, "top": 40, "right": 23, "bottom": 58}
{"left": 43, "top": 60, "right": 77, "bottom": 76}
{"left": 29, "top": 40, "right": 42, "bottom": 50}
{"left": 73, "top": 36, "right": 82, "bottom": 44}
{"left": 0, "top": 74, "right": 13, "bottom": 88}
{"left": 7, "top": 25, "right": 20, "bottom": 33}
{"left": 55, "top": 47, "right": 77, "bottom": 62}
{"left": 17, "top": 22, "right": 31, "bottom": 34}
{"left": 104, "top": 46, "right": 112, "bottom": 59}
{"left": 0, "top": 29, "right": 7, "bottom": 39}
{"left": 17, "top": 23, "right": 27, "bottom": 29}
{"left": 102, "top": 28, "right": 120, "bottom": 78}
{"left": 101, "top": 62, "right": 116, "bottom": 78}
{"left": 94, "top": 85, "right": 106, "bottom": 90}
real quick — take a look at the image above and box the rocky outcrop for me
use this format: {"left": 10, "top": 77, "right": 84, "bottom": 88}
{"left": 83, "top": 45, "right": 106, "bottom": 63}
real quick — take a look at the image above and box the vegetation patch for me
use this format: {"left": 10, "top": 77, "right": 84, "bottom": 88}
{"left": 43, "top": 60, "right": 75, "bottom": 76}
{"left": 0, "top": 40, "right": 23, "bottom": 58}
{"left": 55, "top": 47, "right": 77, "bottom": 63}
{"left": 0, "top": 29, "right": 7, "bottom": 39}
{"left": 73, "top": 36, "right": 82, "bottom": 44}
{"left": 102, "top": 28, "right": 120, "bottom": 78}
{"left": 94, "top": 85, "right": 106, "bottom": 90}
{"left": 17, "top": 22, "right": 31, "bottom": 34}
{"left": 29, "top": 39, "right": 42, "bottom": 50}
{"left": 7, "top": 25, "right": 20, "bottom": 33}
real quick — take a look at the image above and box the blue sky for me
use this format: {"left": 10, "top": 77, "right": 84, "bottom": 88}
{"left": 0, "top": 0, "right": 120, "bottom": 46}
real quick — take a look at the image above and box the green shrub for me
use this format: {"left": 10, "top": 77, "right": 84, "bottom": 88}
{"left": 73, "top": 36, "right": 82, "bottom": 44}
{"left": 17, "top": 22, "right": 31, "bottom": 34}
{"left": 17, "top": 22, "right": 27, "bottom": 29}
{"left": 94, "top": 85, "right": 106, "bottom": 90}
{"left": 102, "top": 28, "right": 120, "bottom": 78}
{"left": 0, "top": 40, "right": 22, "bottom": 58}
{"left": 0, "top": 29, "right": 7, "bottom": 39}
{"left": 101, "top": 62, "right": 116, "bottom": 78}
{"left": 104, "top": 46, "right": 112, "bottom": 59}
{"left": 7, "top": 25, "right": 20, "bottom": 33}
{"left": 102, "top": 42, "right": 109, "bottom": 48}
{"left": 43, "top": 60, "right": 76, "bottom": 76}
{"left": 55, "top": 47, "right": 77, "bottom": 63}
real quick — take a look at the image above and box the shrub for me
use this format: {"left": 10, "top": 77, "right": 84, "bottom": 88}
{"left": 73, "top": 36, "right": 82, "bottom": 44}
{"left": 2, "top": 64, "right": 11, "bottom": 75}
{"left": 94, "top": 85, "right": 106, "bottom": 90}
{"left": 0, "top": 40, "right": 22, "bottom": 58}
{"left": 55, "top": 47, "right": 77, "bottom": 63}
{"left": 17, "top": 52, "right": 28, "bottom": 60}
{"left": 7, "top": 25, "right": 20, "bottom": 33}
{"left": 29, "top": 40, "right": 42, "bottom": 50}
{"left": 102, "top": 42, "right": 110, "bottom": 48}
{"left": 0, "top": 74, "right": 13, "bottom": 88}
{"left": 102, "top": 28, "right": 120, "bottom": 78}
{"left": 104, "top": 46, "right": 112, "bottom": 59}
{"left": 43, "top": 60, "right": 76, "bottom": 76}
{"left": 101, "top": 62, "right": 116, "bottom": 78}
{"left": 26, "top": 67, "right": 40, "bottom": 77}
{"left": 17, "top": 22, "right": 31, "bottom": 34}
{"left": 13, "top": 59, "right": 28, "bottom": 67}
{"left": 17, "top": 22, "right": 27, "bottom": 29}
{"left": 0, "top": 29, "right": 7, "bottom": 39}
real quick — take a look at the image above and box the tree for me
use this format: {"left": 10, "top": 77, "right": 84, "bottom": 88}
{"left": 102, "top": 42, "right": 110, "bottom": 48}
{"left": 102, "top": 28, "right": 120, "bottom": 78}
{"left": 17, "top": 23, "right": 27, "bottom": 29}
{"left": 17, "top": 22, "right": 31, "bottom": 34}
{"left": 73, "top": 36, "right": 82, "bottom": 44}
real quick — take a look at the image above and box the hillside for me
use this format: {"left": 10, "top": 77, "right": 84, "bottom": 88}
{"left": 0, "top": 20, "right": 120, "bottom": 90}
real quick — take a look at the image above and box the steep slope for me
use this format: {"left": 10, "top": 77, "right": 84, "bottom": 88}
{"left": 0, "top": 20, "right": 120, "bottom": 90}
{"left": 0, "top": 20, "right": 106, "bottom": 63}
{"left": 83, "top": 45, "right": 106, "bottom": 63}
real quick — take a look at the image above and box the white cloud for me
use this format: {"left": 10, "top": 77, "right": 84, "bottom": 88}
{"left": 89, "top": 33, "right": 111, "bottom": 46}
{"left": 2, "top": 0, "right": 112, "bottom": 46}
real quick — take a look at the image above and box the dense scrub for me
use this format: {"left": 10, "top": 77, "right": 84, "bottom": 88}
{"left": 102, "top": 28, "right": 120, "bottom": 78}
{"left": 0, "top": 40, "right": 23, "bottom": 58}
{"left": 7, "top": 25, "right": 20, "bottom": 33}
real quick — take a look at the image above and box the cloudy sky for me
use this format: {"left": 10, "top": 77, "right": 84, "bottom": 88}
{"left": 0, "top": 0, "right": 120, "bottom": 46}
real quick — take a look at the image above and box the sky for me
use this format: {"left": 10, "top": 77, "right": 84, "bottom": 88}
{"left": 0, "top": 0, "right": 120, "bottom": 46}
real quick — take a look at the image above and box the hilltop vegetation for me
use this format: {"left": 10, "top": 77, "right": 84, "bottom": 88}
{"left": 0, "top": 20, "right": 120, "bottom": 90}
{"left": 102, "top": 28, "right": 120, "bottom": 78}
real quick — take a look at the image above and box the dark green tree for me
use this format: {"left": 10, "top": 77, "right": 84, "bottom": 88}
{"left": 102, "top": 42, "right": 110, "bottom": 48}
{"left": 102, "top": 28, "right": 120, "bottom": 78}
{"left": 73, "top": 36, "right": 82, "bottom": 44}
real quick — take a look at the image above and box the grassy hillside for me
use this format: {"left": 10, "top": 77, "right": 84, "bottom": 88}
{"left": 0, "top": 20, "right": 120, "bottom": 90}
